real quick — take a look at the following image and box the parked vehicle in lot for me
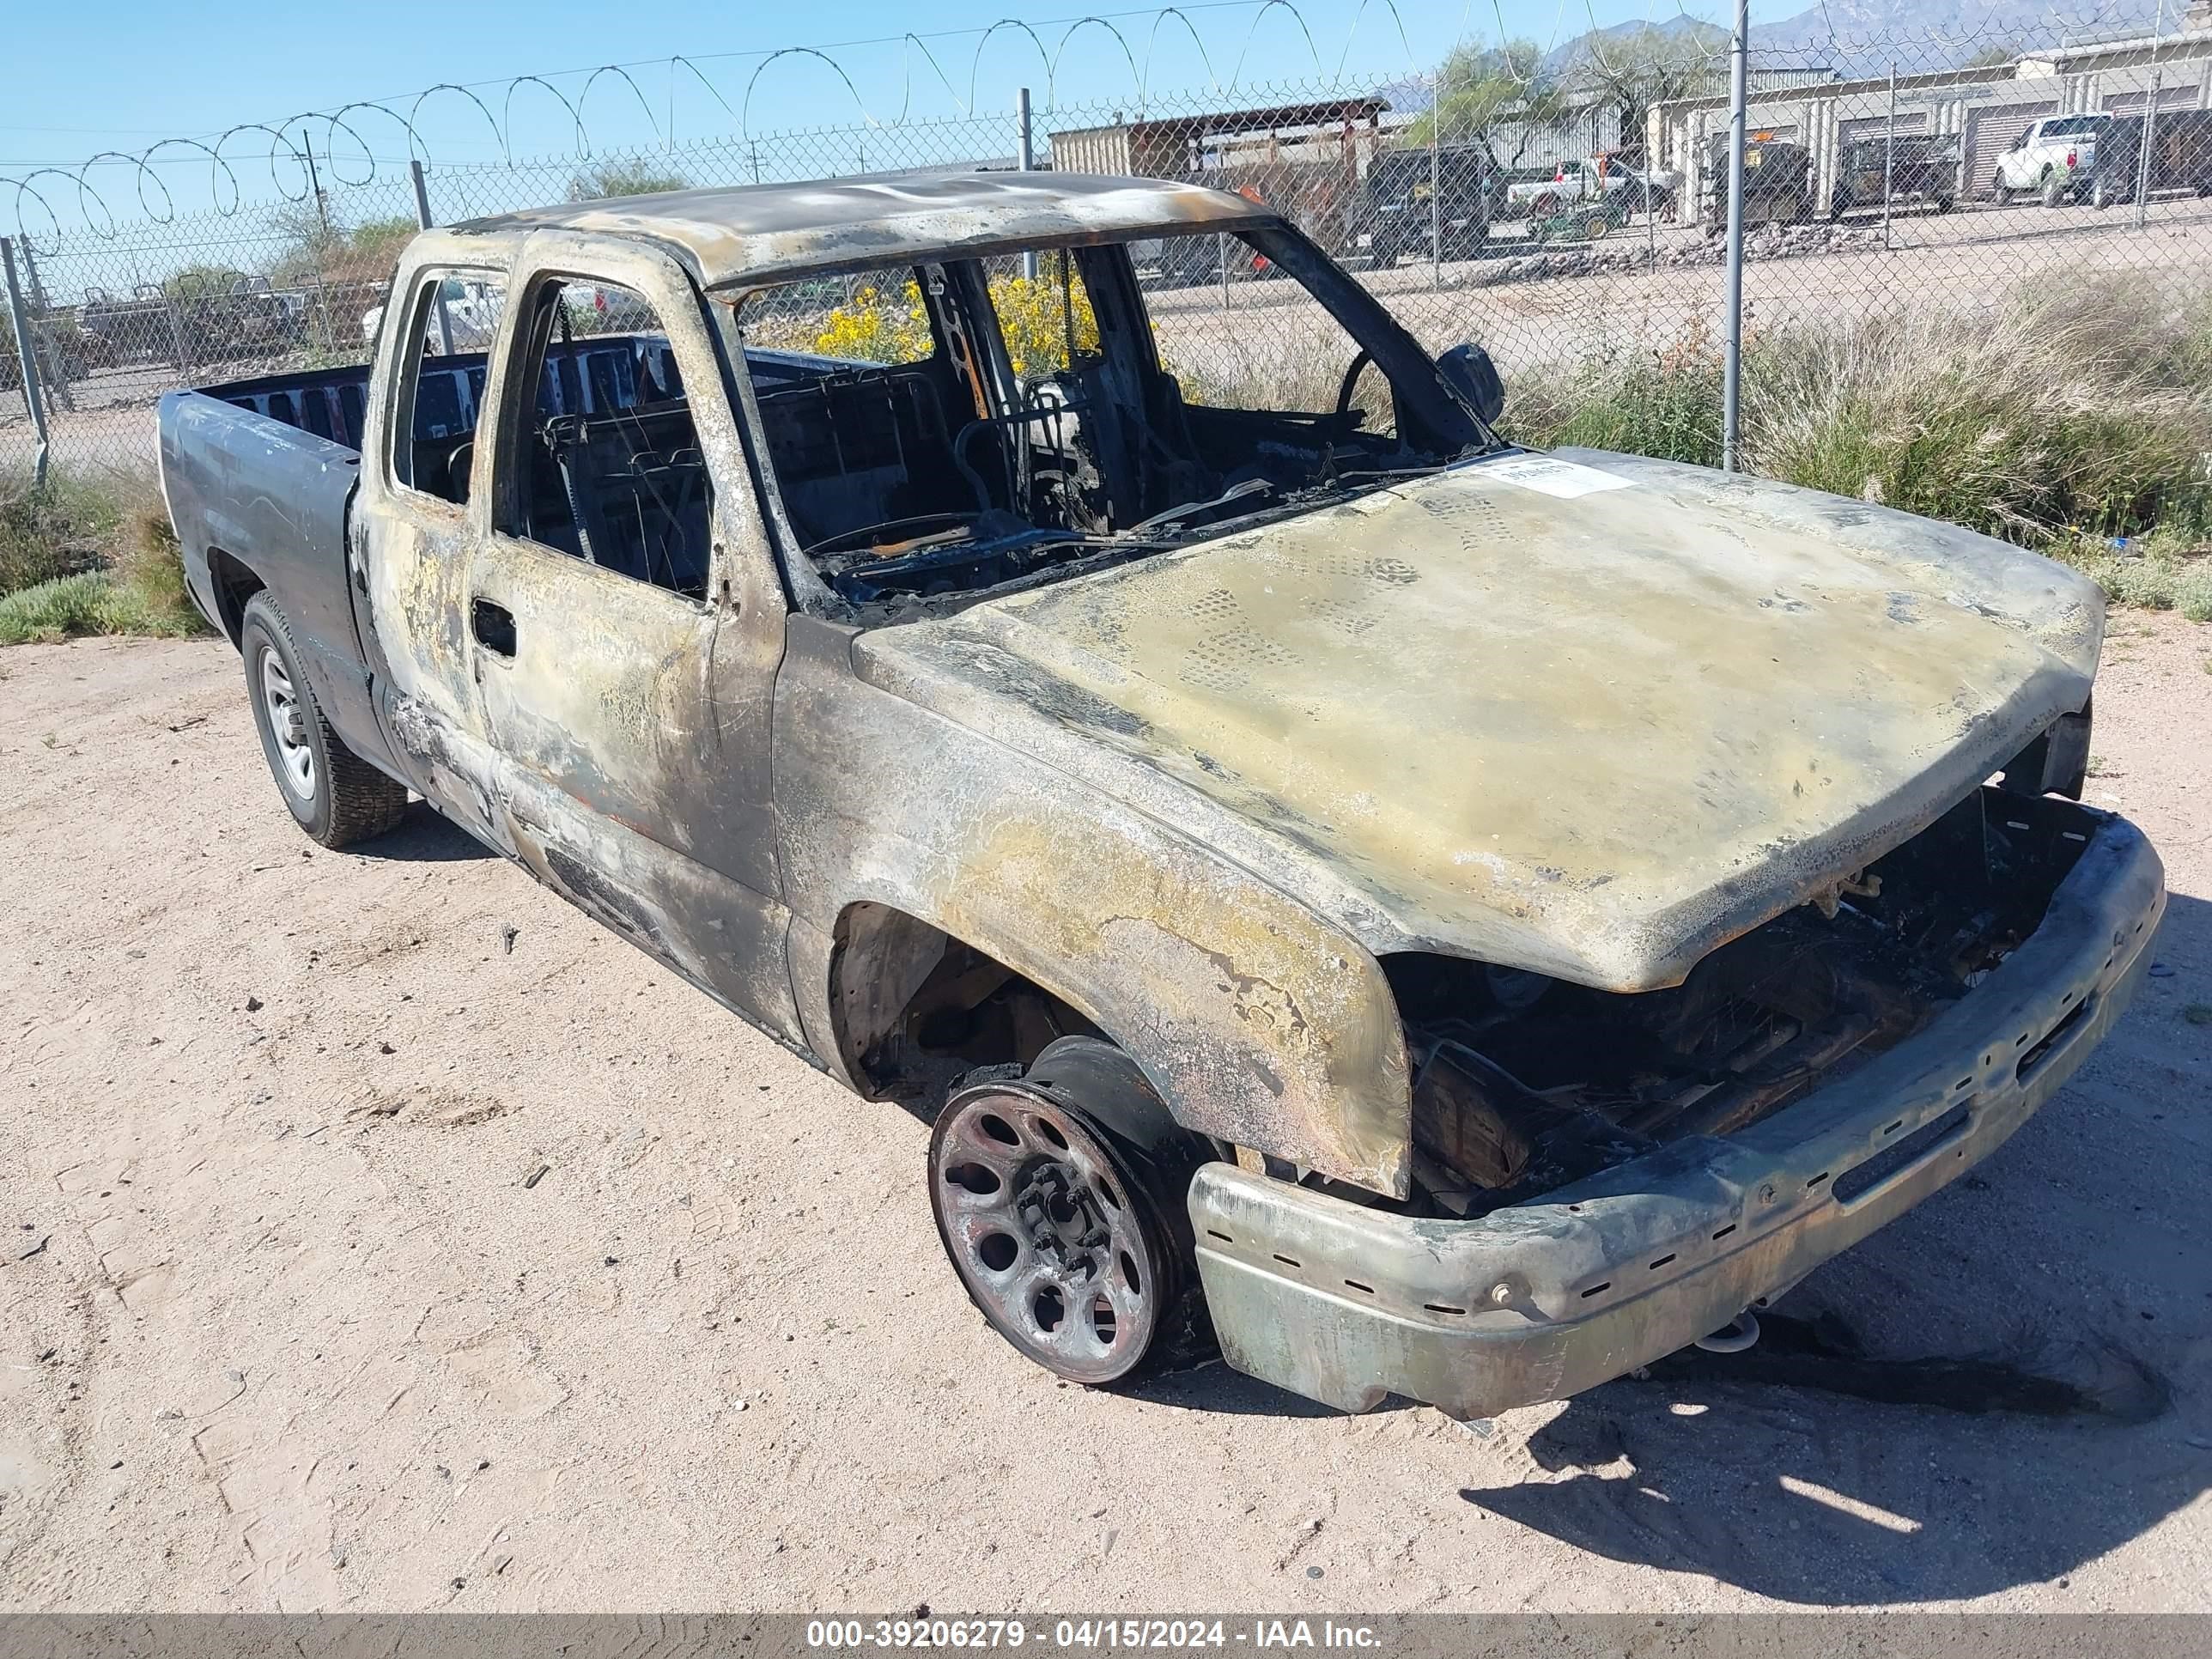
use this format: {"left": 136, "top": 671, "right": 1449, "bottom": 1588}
{"left": 2083, "top": 108, "right": 2212, "bottom": 208}
{"left": 1991, "top": 113, "right": 2108, "bottom": 204}
{"left": 1829, "top": 133, "right": 1960, "bottom": 218}
{"left": 1528, "top": 190, "right": 1633, "bottom": 244}
{"left": 1703, "top": 135, "right": 1816, "bottom": 232}
{"left": 2, "top": 313, "right": 104, "bottom": 392}
{"left": 361, "top": 273, "right": 504, "bottom": 348}
{"left": 1507, "top": 154, "right": 1670, "bottom": 222}
{"left": 156, "top": 172, "right": 2162, "bottom": 1420}
{"left": 1355, "top": 143, "right": 1492, "bottom": 266}
{"left": 79, "top": 276, "right": 296, "bottom": 368}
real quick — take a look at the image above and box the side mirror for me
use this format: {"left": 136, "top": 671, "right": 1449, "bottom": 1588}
{"left": 1436, "top": 342, "right": 1504, "bottom": 427}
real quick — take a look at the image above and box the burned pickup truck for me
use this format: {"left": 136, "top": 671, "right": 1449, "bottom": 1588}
{"left": 156, "top": 172, "right": 2163, "bottom": 1419}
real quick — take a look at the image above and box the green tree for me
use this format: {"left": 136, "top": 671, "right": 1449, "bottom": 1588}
{"left": 566, "top": 160, "right": 690, "bottom": 201}
{"left": 349, "top": 216, "right": 419, "bottom": 266}
{"left": 1571, "top": 23, "right": 1729, "bottom": 161}
{"left": 1410, "top": 40, "right": 1567, "bottom": 167}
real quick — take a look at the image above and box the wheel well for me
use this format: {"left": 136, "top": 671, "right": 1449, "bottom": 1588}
{"left": 204, "top": 547, "right": 264, "bottom": 647}
{"left": 830, "top": 902, "right": 1103, "bottom": 1109}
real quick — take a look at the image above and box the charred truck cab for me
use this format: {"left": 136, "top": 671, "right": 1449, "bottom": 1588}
{"left": 157, "top": 171, "right": 2163, "bottom": 1421}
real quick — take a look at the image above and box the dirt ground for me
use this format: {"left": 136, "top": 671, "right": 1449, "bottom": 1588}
{"left": 1, "top": 613, "right": 2208, "bottom": 1614}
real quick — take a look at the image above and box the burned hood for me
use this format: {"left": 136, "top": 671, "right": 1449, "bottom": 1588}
{"left": 854, "top": 449, "right": 2102, "bottom": 992}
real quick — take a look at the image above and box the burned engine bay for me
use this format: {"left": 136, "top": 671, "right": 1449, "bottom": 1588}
{"left": 738, "top": 233, "right": 1486, "bottom": 623}
{"left": 1383, "top": 787, "right": 2100, "bottom": 1218}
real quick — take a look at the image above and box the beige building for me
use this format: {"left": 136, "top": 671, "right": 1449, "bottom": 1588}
{"left": 1650, "top": 7, "right": 2212, "bottom": 210}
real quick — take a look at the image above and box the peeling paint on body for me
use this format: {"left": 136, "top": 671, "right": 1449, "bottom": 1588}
{"left": 864, "top": 451, "right": 2102, "bottom": 994}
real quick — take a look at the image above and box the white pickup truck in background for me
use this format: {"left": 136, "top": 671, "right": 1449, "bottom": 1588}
{"left": 359, "top": 274, "right": 504, "bottom": 348}
{"left": 1992, "top": 113, "right": 2109, "bottom": 204}
{"left": 1504, "top": 155, "right": 1674, "bottom": 221}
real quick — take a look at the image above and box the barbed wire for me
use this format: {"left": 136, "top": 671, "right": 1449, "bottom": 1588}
{"left": 1, "top": 3, "right": 1380, "bottom": 246}
{"left": 0, "top": 0, "right": 2183, "bottom": 250}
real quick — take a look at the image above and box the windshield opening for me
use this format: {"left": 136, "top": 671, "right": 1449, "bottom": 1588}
{"left": 726, "top": 224, "right": 1489, "bottom": 623}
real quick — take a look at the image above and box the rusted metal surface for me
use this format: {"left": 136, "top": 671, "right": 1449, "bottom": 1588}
{"left": 860, "top": 448, "right": 2103, "bottom": 996}
{"left": 450, "top": 172, "right": 1277, "bottom": 291}
{"left": 353, "top": 230, "right": 808, "bottom": 1046}
{"left": 1188, "top": 806, "right": 2163, "bottom": 1419}
{"left": 773, "top": 616, "right": 1414, "bottom": 1194}
{"left": 159, "top": 176, "right": 2125, "bottom": 1216}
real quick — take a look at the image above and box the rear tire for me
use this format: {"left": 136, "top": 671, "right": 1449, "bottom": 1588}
{"left": 2041, "top": 172, "right": 2069, "bottom": 209}
{"left": 240, "top": 593, "right": 409, "bottom": 849}
{"left": 928, "top": 1036, "right": 1215, "bottom": 1387}
{"left": 1993, "top": 179, "right": 2015, "bottom": 206}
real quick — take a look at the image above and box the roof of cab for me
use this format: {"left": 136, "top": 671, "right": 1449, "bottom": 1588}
{"left": 447, "top": 170, "right": 1277, "bottom": 291}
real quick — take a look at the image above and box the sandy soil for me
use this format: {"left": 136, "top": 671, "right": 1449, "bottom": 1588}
{"left": 0, "top": 613, "right": 2208, "bottom": 1614}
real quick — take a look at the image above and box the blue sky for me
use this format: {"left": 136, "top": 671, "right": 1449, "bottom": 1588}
{"left": 1, "top": 2, "right": 1736, "bottom": 166}
{"left": 2, "top": 0, "right": 1747, "bottom": 232}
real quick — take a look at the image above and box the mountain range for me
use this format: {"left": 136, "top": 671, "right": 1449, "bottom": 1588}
{"left": 1537, "top": 2, "right": 2166, "bottom": 81}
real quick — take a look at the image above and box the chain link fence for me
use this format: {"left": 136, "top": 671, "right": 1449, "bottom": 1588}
{"left": 7, "top": 9, "right": 2212, "bottom": 549}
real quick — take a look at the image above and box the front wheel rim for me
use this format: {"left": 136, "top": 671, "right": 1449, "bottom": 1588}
{"left": 258, "top": 644, "right": 315, "bottom": 801}
{"left": 933, "top": 1088, "right": 1160, "bottom": 1384}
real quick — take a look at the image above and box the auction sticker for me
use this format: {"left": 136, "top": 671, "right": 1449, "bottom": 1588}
{"left": 1468, "top": 454, "right": 1635, "bottom": 497}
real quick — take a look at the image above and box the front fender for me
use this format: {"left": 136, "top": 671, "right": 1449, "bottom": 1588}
{"left": 774, "top": 618, "right": 1413, "bottom": 1196}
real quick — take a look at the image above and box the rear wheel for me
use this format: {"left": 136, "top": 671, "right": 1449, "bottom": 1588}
{"left": 241, "top": 594, "right": 409, "bottom": 848}
{"left": 928, "top": 1036, "right": 1214, "bottom": 1387}
{"left": 1993, "top": 178, "right": 2015, "bottom": 206}
{"left": 2041, "top": 171, "right": 2069, "bottom": 208}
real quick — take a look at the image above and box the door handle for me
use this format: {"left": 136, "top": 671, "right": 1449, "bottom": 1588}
{"left": 471, "top": 598, "right": 517, "bottom": 658}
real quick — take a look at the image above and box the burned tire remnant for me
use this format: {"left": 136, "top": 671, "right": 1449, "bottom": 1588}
{"left": 929, "top": 1036, "right": 1214, "bottom": 1386}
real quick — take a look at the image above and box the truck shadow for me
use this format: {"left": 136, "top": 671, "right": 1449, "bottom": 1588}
{"left": 349, "top": 802, "right": 498, "bottom": 863}
{"left": 1457, "top": 890, "right": 2210, "bottom": 1603}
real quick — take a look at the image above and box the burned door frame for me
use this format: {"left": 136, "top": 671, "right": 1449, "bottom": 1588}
{"left": 463, "top": 232, "right": 804, "bottom": 1044}
{"left": 354, "top": 254, "right": 509, "bottom": 848}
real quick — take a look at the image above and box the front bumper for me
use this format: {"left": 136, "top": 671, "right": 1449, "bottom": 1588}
{"left": 1190, "top": 810, "right": 2165, "bottom": 1419}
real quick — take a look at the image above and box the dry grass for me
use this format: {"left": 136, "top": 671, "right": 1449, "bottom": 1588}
{"left": 1500, "top": 271, "right": 2212, "bottom": 618}
{"left": 0, "top": 471, "right": 210, "bottom": 645}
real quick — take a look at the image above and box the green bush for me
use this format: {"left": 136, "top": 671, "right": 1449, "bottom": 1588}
{"left": 0, "top": 472, "right": 126, "bottom": 593}
{"left": 1499, "top": 272, "right": 2212, "bottom": 618}
{"left": 1505, "top": 351, "right": 1722, "bottom": 466}
{"left": 0, "top": 471, "right": 210, "bottom": 644}
{"left": 2044, "top": 530, "right": 2212, "bottom": 623}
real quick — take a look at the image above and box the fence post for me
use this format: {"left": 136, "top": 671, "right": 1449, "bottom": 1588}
{"left": 2135, "top": 70, "right": 2163, "bottom": 229}
{"left": 1018, "top": 88, "right": 1038, "bottom": 281}
{"left": 3, "top": 236, "right": 52, "bottom": 489}
{"left": 2136, "top": 0, "right": 2169, "bottom": 229}
{"left": 15, "top": 237, "right": 71, "bottom": 415}
{"left": 1721, "top": 0, "right": 1749, "bottom": 474}
{"left": 1883, "top": 63, "right": 1897, "bottom": 251}
{"left": 410, "top": 160, "right": 455, "bottom": 356}
{"left": 162, "top": 290, "right": 191, "bottom": 382}
{"left": 301, "top": 129, "right": 337, "bottom": 355}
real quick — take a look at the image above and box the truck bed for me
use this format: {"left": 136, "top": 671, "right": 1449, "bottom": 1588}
{"left": 190, "top": 336, "right": 857, "bottom": 455}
